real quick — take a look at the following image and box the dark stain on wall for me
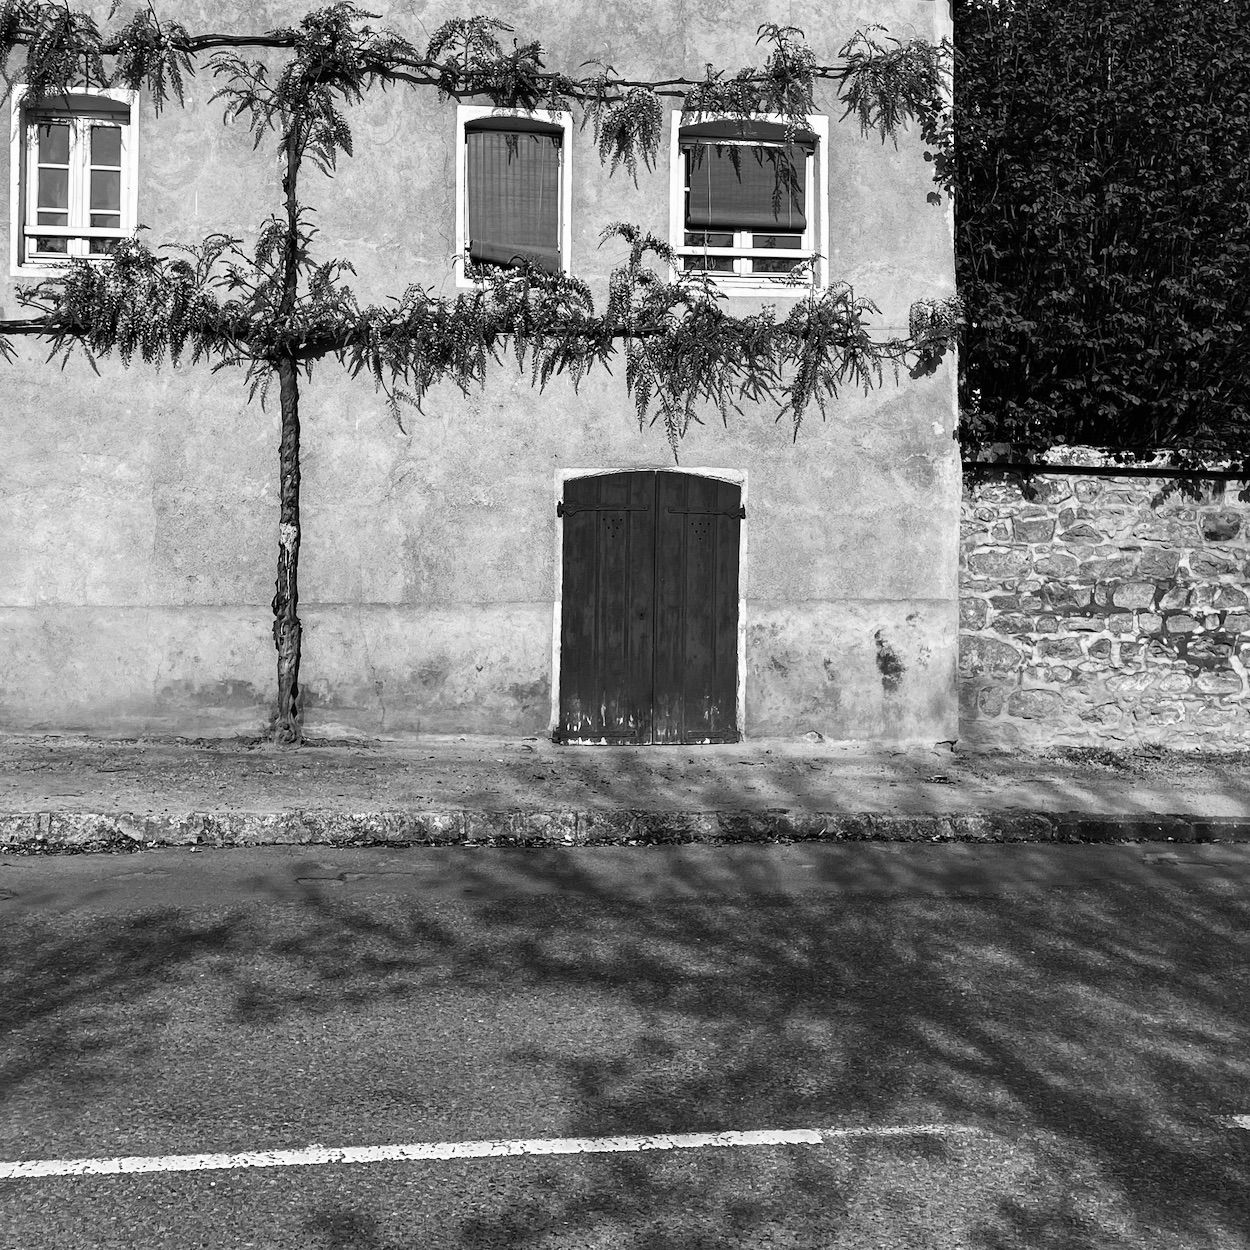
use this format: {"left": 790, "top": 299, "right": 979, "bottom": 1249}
{"left": 874, "top": 630, "right": 906, "bottom": 693}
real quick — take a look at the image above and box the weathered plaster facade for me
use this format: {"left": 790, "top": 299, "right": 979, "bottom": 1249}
{"left": 1, "top": 0, "right": 958, "bottom": 742}
{"left": 960, "top": 466, "right": 1250, "bottom": 748}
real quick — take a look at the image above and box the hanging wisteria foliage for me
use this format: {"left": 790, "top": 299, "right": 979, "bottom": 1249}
{"left": 0, "top": 2, "right": 958, "bottom": 455}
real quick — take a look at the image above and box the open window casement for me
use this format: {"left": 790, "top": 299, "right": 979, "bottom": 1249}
{"left": 671, "top": 114, "right": 828, "bottom": 294}
{"left": 457, "top": 108, "right": 572, "bottom": 281}
{"left": 10, "top": 87, "right": 138, "bottom": 274}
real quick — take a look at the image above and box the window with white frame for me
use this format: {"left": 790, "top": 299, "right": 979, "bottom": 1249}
{"left": 670, "top": 114, "right": 828, "bottom": 293}
{"left": 9, "top": 87, "right": 138, "bottom": 273}
{"left": 455, "top": 106, "right": 572, "bottom": 283}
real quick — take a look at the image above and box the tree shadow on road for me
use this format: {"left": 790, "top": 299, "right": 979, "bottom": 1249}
{"left": 2, "top": 848, "right": 1249, "bottom": 1247}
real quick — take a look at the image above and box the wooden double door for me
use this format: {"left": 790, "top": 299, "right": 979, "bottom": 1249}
{"left": 556, "top": 470, "right": 742, "bottom": 744}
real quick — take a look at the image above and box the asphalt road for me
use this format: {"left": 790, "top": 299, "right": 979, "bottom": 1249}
{"left": 2, "top": 843, "right": 1249, "bottom": 1249}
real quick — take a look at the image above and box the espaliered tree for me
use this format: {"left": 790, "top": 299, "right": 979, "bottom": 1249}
{"left": 0, "top": 2, "right": 959, "bottom": 744}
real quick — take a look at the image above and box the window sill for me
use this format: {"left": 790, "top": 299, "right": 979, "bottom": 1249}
{"left": 10, "top": 257, "right": 114, "bottom": 279}
{"left": 677, "top": 273, "right": 825, "bottom": 300}
{"left": 453, "top": 264, "right": 570, "bottom": 291}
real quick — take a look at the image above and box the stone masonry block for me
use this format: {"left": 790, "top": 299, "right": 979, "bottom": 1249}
{"left": 1214, "top": 586, "right": 1249, "bottom": 610}
{"left": 1138, "top": 549, "right": 1182, "bottom": 577}
{"left": 1059, "top": 523, "right": 1104, "bottom": 543}
{"left": 1112, "top": 581, "right": 1157, "bottom": 609}
{"left": 994, "top": 614, "right": 1036, "bottom": 635}
{"left": 1034, "top": 553, "right": 1080, "bottom": 577}
{"left": 1041, "top": 583, "right": 1091, "bottom": 610}
{"left": 1200, "top": 509, "right": 1242, "bottom": 542}
{"left": 977, "top": 685, "right": 1005, "bottom": 717}
{"left": 1189, "top": 551, "right": 1239, "bottom": 577}
{"left": 960, "top": 598, "right": 989, "bottom": 630}
{"left": 1024, "top": 478, "right": 1071, "bottom": 504}
{"left": 959, "top": 635, "right": 1023, "bottom": 675}
{"left": 1038, "top": 637, "right": 1083, "bottom": 661}
{"left": 1013, "top": 515, "right": 1056, "bottom": 543}
{"left": 1083, "top": 557, "right": 1141, "bottom": 581}
{"left": 966, "top": 548, "right": 1032, "bottom": 579}
{"left": 1196, "top": 672, "right": 1244, "bottom": 696}
{"left": 1006, "top": 688, "right": 1064, "bottom": 719}
{"left": 1165, "top": 614, "right": 1201, "bottom": 633}
{"left": 1158, "top": 671, "right": 1194, "bottom": 693}
{"left": 1134, "top": 519, "right": 1194, "bottom": 543}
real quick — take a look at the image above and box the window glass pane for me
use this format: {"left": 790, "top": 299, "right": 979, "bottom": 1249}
{"left": 89, "top": 238, "right": 120, "bottom": 256}
{"left": 38, "top": 167, "right": 69, "bottom": 209}
{"left": 685, "top": 143, "right": 807, "bottom": 232}
{"left": 752, "top": 234, "right": 803, "bottom": 250}
{"left": 37, "top": 123, "right": 70, "bottom": 164}
{"left": 90, "top": 213, "right": 121, "bottom": 229}
{"left": 34, "top": 237, "right": 68, "bottom": 254}
{"left": 685, "top": 232, "right": 734, "bottom": 248}
{"left": 90, "top": 169, "right": 121, "bottom": 211}
{"left": 683, "top": 256, "right": 733, "bottom": 272}
{"left": 36, "top": 211, "right": 68, "bottom": 226}
{"left": 466, "top": 129, "right": 562, "bottom": 271}
{"left": 90, "top": 126, "right": 122, "bottom": 166}
{"left": 751, "top": 257, "right": 806, "bottom": 275}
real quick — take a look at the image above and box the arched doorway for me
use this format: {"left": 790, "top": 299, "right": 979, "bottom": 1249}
{"left": 555, "top": 470, "right": 743, "bottom": 744}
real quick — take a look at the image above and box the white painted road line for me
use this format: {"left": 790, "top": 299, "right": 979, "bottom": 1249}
{"left": 0, "top": 1125, "right": 986, "bottom": 1180}
{"left": 1217, "top": 1115, "right": 1250, "bottom": 1130}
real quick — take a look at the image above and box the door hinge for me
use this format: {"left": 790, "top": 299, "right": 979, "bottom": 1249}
{"left": 665, "top": 505, "right": 746, "bottom": 519}
{"left": 558, "top": 501, "right": 652, "bottom": 516}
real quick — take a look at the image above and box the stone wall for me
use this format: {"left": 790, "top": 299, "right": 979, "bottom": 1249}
{"left": 960, "top": 469, "right": 1250, "bottom": 748}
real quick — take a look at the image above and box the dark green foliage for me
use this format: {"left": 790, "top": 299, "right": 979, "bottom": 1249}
{"left": 836, "top": 25, "right": 950, "bottom": 150}
{"left": 683, "top": 24, "right": 816, "bottom": 129}
{"left": 22, "top": 1, "right": 103, "bottom": 101}
{"left": 111, "top": 8, "right": 194, "bottom": 110}
{"left": 956, "top": 0, "right": 1250, "bottom": 463}
{"left": 581, "top": 80, "right": 665, "bottom": 180}
{"left": 18, "top": 232, "right": 241, "bottom": 368}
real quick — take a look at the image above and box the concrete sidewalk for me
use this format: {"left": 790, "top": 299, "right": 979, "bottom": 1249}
{"left": 2, "top": 734, "right": 1250, "bottom": 852}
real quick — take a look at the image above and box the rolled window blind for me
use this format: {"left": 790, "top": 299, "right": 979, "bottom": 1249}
{"left": 684, "top": 142, "right": 807, "bottom": 232}
{"left": 467, "top": 128, "right": 562, "bottom": 272}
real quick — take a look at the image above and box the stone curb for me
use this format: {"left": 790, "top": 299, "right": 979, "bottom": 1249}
{"left": 2, "top": 809, "right": 1250, "bottom": 853}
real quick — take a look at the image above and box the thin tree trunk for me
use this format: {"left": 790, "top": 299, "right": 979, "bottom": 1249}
{"left": 272, "top": 355, "right": 302, "bottom": 743}
{"left": 272, "top": 124, "right": 304, "bottom": 744}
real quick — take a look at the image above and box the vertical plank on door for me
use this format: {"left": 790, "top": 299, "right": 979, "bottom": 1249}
{"left": 654, "top": 473, "right": 741, "bottom": 743}
{"left": 709, "top": 476, "right": 742, "bottom": 741}
{"left": 652, "top": 472, "right": 686, "bottom": 743}
{"left": 557, "top": 471, "right": 654, "bottom": 741}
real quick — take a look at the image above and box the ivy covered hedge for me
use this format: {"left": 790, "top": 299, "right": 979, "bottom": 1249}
{"left": 956, "top": 0, "right": 1250, "bottom": 465}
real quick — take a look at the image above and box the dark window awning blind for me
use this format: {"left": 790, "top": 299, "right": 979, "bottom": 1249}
{"left": 466, "top": 121, "right": 562, "bottom": 272}
{"left": 680, "top": 121, "right": 813, "bottom": 233}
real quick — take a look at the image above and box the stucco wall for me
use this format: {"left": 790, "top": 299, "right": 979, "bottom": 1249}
{"left": 960, "top": 469, "right": 1250, "bottom": 748}
{"left": 1, "top": 0, "right": 958, "bottom": 743}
